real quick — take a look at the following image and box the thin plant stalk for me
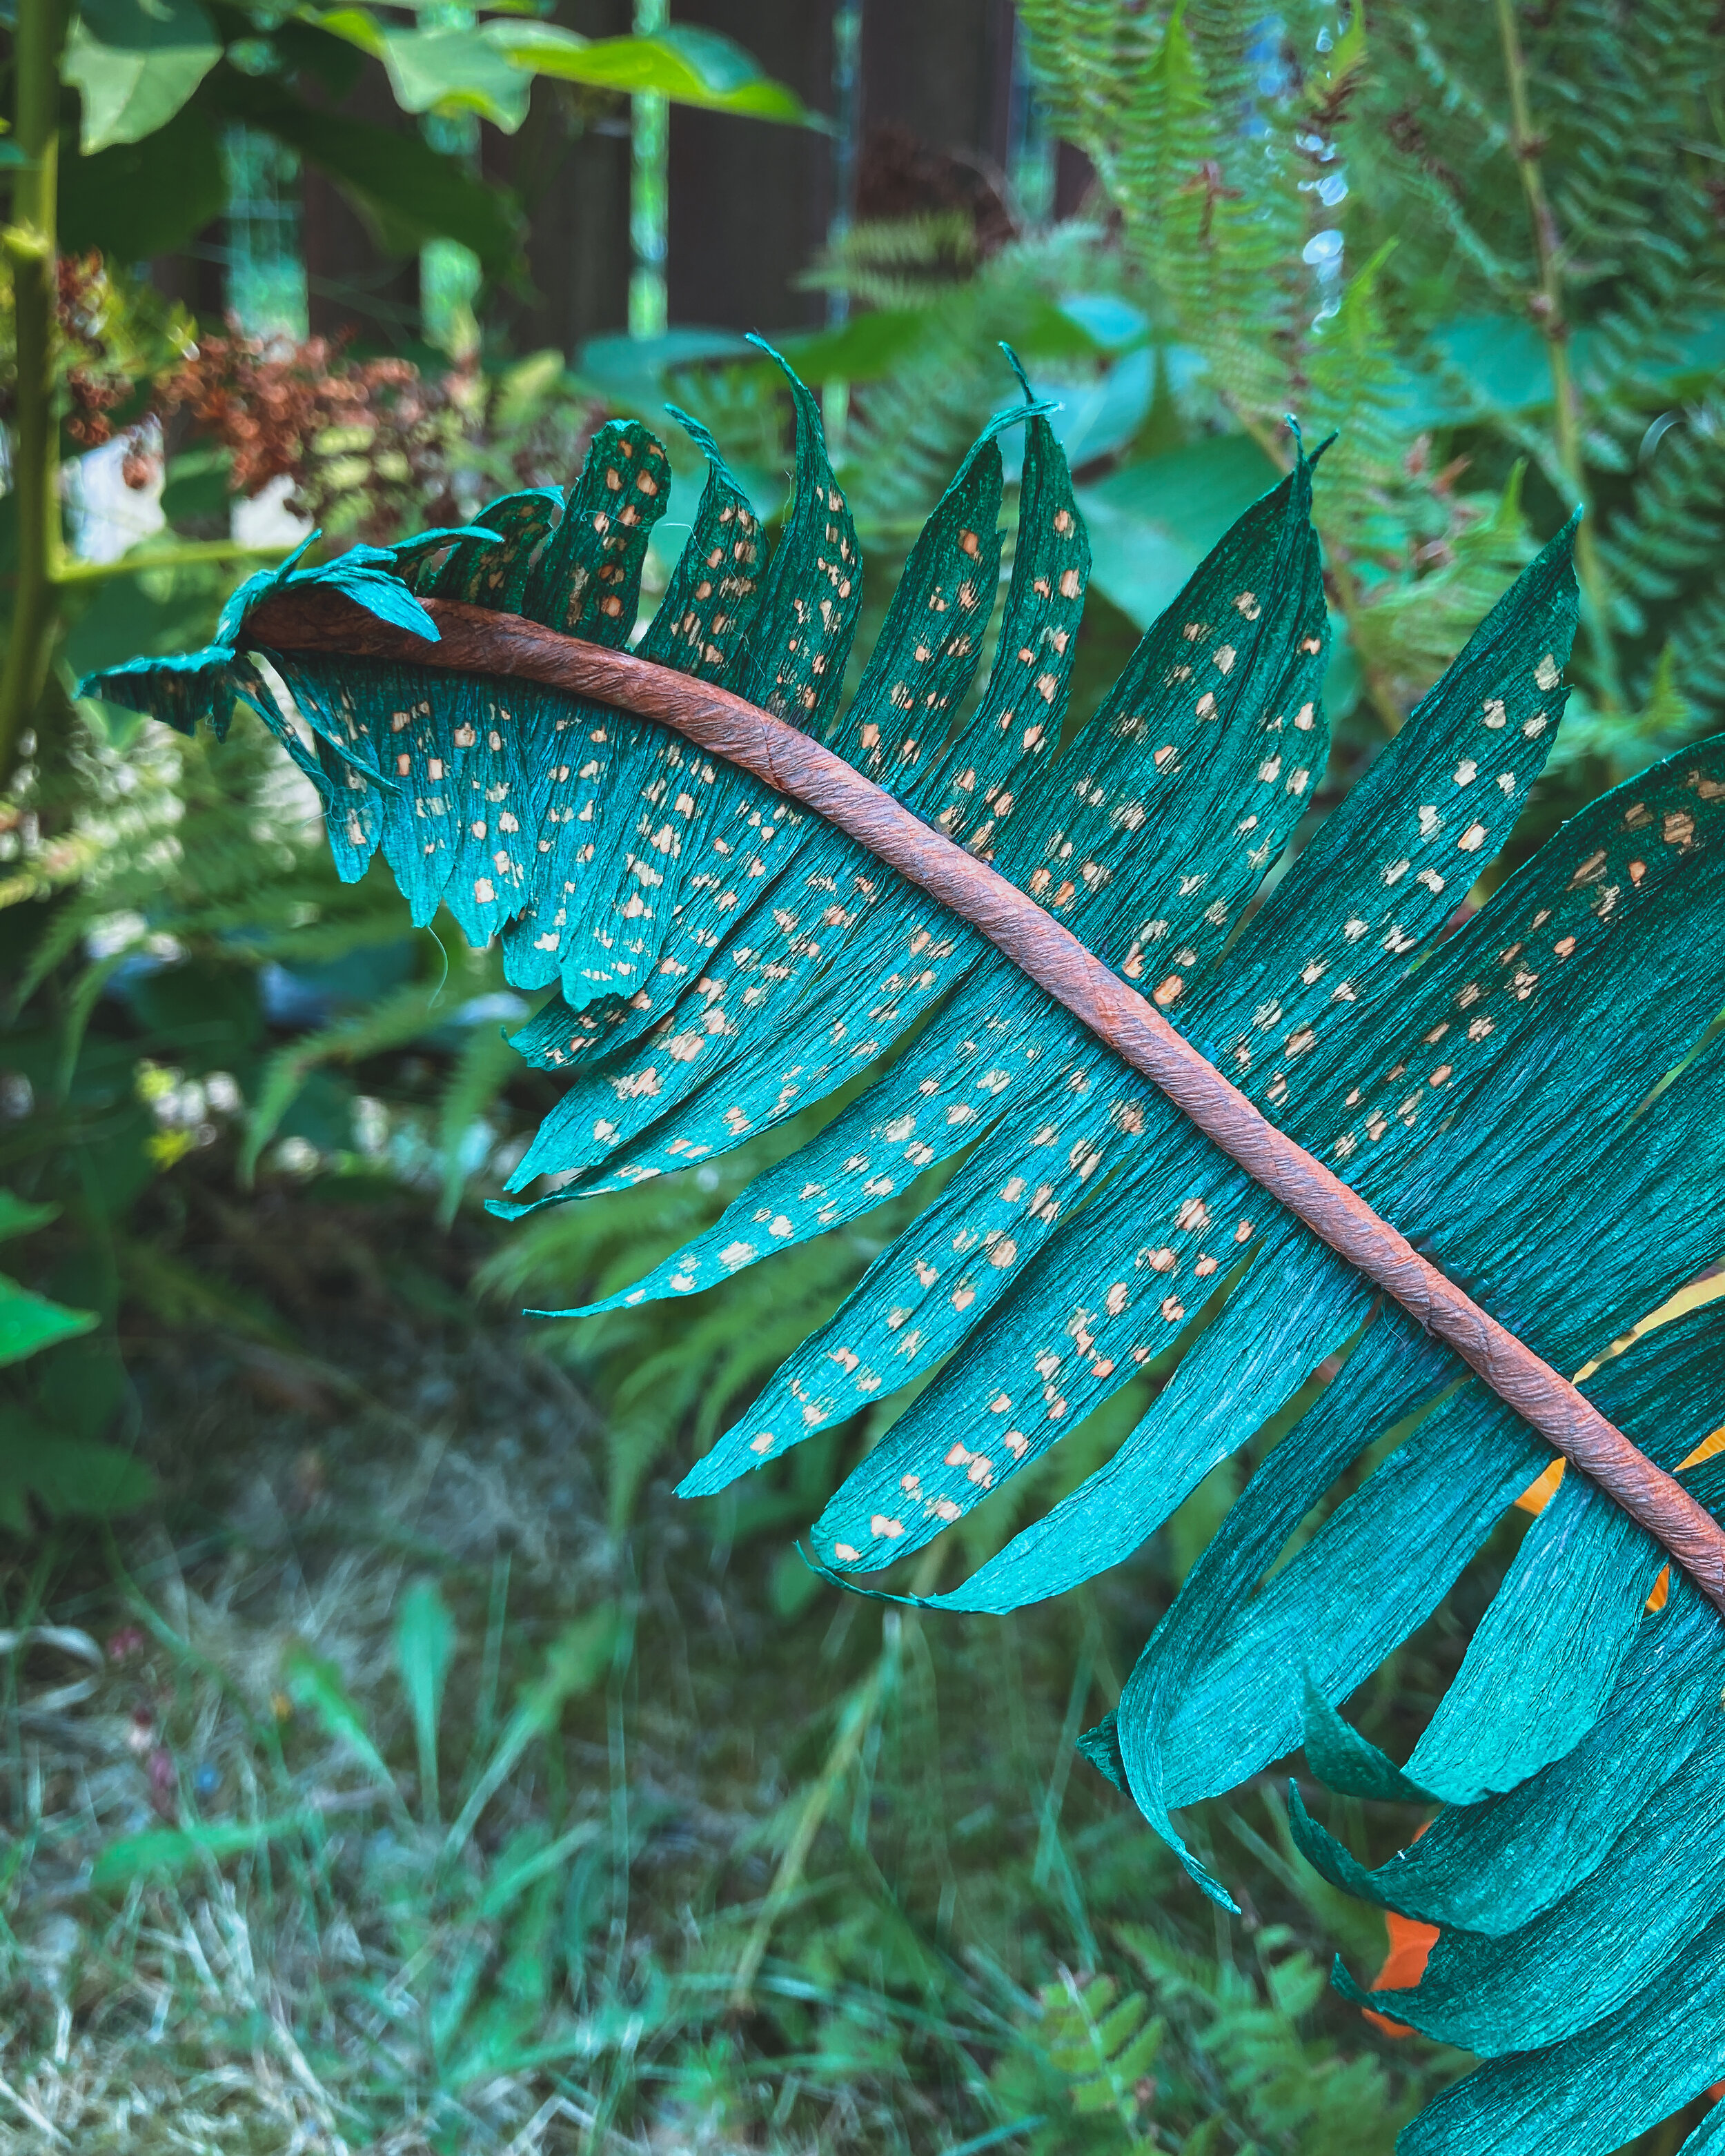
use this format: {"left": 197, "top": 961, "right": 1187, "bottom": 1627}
{"left": 1493, "top": 0, "right": 1623, "bottom": 711}
{"left": 727, "top": 1543, "right": 945, "bottom": 2012}
{"left": 0, "top": 0, "right": 64, "bottom": 789}
{"left": 0, "top": 0, "right": 286, "bottom": 792}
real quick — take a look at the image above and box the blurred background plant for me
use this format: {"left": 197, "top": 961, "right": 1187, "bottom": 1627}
{"left": 1, "top": 0, "right": 1722, "bottom": 2148}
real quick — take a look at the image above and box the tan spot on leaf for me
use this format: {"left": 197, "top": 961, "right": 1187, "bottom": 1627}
{"left": 1568, "top": 851, "right": 1607, "bottom": 888}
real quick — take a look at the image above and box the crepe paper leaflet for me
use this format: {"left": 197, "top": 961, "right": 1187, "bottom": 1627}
{"left": 239, "top": 582, "right": 1725, "bottom": 1618}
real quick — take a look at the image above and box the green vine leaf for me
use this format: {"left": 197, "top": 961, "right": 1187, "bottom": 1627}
{"left": 496, "top": 23, "right": 820, "bottom": 126}
{"left": 295, "top": 12, "right": 820, "bottom": 135}
{"left": 63, "top": 0, "right": 221, "bottom": 154}
{"left": 0, "top": 1276, "right": 97, "bottom": 1366}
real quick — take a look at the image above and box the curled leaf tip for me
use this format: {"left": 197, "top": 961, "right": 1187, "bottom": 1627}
{"left": 1000, "top": 341, "right": 1035, "bottom": 401}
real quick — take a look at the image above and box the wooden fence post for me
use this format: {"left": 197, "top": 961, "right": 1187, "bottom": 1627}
{"left": 665, "top": 0, "right": 837, "bottom": 333}
{"left": 302, "top": 59, "right": 422, "bottom": 346}
{"left": 484, "top": 0, "right": 633, "bottom": 357}
{"left": 858, "top": 0, "right": 1016, "bottom": 186}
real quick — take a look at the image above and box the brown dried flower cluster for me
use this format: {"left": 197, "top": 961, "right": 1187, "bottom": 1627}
{"left": 134, "top": 328, "right": 604, "bottom": 546}
{"left": 57, "top": 253, "right": 137, "bottom": 448}
{"left": 146, "top": 330, "right": 474, "bottom": 544}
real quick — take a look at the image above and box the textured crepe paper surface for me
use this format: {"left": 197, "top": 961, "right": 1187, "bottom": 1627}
{"left": 1512, "top": 1267, "right": 1725, "bottom": 1614}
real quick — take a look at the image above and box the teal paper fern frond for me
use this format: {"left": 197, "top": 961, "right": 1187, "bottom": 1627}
{"left": 85, "top": 357, "right": 1725, "bottom": 2155}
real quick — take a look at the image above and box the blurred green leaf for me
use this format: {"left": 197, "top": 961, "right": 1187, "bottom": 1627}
{"left": 1076, "top": 433, "right": 1282, "bottom": 629}
{"left": 0, "top": 1415, "right": 155, "bottom": 1532}
{"left": 0, "top": 1278, "right": 97, "bottom": 1367}
{"left": 298, "top": 14, "right": 818, "bottom": 131}
{"left": 477, "top": 1820, "right": 598, "bottom": 1922}
{"left": 282, "top": 1639, "right": 402, "bottom": 1801}
{"left": 394, "top": 1575, "right": 455, "bottom": 1823}
{"left": 0, "top": 1193, "right": 57, "bottom": 1244}
{"left": 379, "top": 21, "right": 534, "bottom": 132}
{"left": 159, "top": 446, "right": 235, "bottom": 533}
{"left": 777, "top": 308, "right": 933, "bottom": 386}
{"left": 91, "top": 1813, "right": 312, "bottom": 1892}
{"left": 58, "top": 99, "right": 227, "bottom": 259}
{"left": 769, "top": 1543, "right": 825, "bottom": 1620}
{"left": 1038, "top": 348, "right": 1155, "bottom": 472}
{"left": 1054, "top": 292, "right": 1150, "bottom": 353}
{"left": 445, "top": 1603, "right": 620, "bottom": 1857}
{"left": 497, "top": 23, "right": 820, "bottom": 126}
{"left": 63, "top": 0, "right": 221, "bottom": 153}
{"left": 219, "top": 71, "right": 525, "bottom": 273}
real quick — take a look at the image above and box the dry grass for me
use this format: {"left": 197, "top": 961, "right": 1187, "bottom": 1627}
{"left": 0, "top": 1191, "right": 1449, "bottom": 2156}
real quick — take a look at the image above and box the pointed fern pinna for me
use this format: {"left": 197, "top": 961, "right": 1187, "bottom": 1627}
{"left": 87, "top": 349, "right": 1725, "bottom": 2155}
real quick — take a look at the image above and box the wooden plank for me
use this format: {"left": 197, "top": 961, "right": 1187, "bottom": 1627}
{"left": 301, "top": 59, "right": 421, "bottom": 347}
{"left": 484, "top": 0, "right": 633, "bottom": 355}
{"left": 666, "top": 0, "right": 836, "bottom": 332}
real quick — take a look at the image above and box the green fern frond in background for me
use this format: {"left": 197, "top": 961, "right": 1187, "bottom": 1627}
{"left": 802, "top": 210, "right": 984, "bottom": 313}
{"left": 1012, "top": 0, "right": 1725, "bottom": 766}
{"left": 1036, "top": 1968, "right": 1163, "bottom": 2142}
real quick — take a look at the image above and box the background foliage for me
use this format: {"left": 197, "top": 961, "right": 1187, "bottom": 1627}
{"left": 1, "top": 0, "right": 1722, "bottom": 2148}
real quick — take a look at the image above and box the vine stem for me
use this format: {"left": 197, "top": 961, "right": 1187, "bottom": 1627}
{"left": 0, "top": 1, "right": 294, "bottom": 790}
{"left": 0, "top": 0, "right": 64, "bottom": 790}
{"left": 51, "top": 542, "right": 291, "bottom": 586}
{"left": 1492, "top": 0, "right": 1623, "bottom": 712}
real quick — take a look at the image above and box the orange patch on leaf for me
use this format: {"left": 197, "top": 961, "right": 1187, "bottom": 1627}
{"left": 1363, "top": 1908, "right": 1441, "bottom": 2036}
{"left": 1516, "top": 1458, "right": 1564, "bottom": 1514}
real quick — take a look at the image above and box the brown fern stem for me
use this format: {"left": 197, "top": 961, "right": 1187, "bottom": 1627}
{"left": 244, "top": 590, "right": 1725, "bottom": 1614}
